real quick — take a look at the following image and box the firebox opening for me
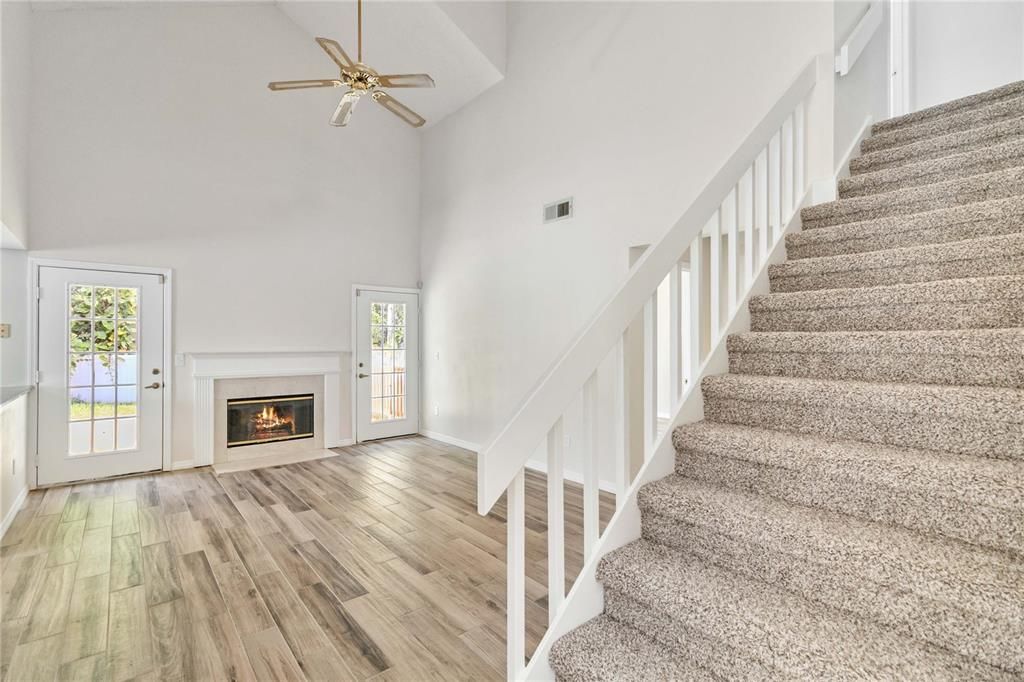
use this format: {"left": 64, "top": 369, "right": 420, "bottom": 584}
{"left": 226, "top": 393, "right": 314, "bottom": 448}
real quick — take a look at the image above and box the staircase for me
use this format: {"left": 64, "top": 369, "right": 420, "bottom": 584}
{"left": 548, "top": 83, "right": 1024, "bottom": 679}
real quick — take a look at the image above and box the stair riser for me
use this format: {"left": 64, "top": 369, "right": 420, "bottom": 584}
{"left": 769, "top": 253, "right": 1024, "bottom": 293}
{"left": 862, "top": 100, "right": 1024, "bottom": 154}
{"left": 600, "top": 586, "right": 1007, "bottom": 681}
{"left": 840, "top": 151, "right": 1024, "bottom": 199}
{"left": 786, "top": 197, "right": 1024, "bottom": 260}
{"left": 703, "top": 397, "right": 1023, "bottom": 460}
{"left": 751, "top": 299, "right": 1024, "bottom": 333}
{"left": 851, "top": 122, "right": 1024, "bottom": 176}
{"left": 728, "top": 351, "right": 1024, "bottom": 388}
{"left": 801, "top": 170, "right": 1024, "bottom": 230}
{"left": 675, "top": 450, "right": 1023, "bottom": 555}
{"left": 871, "top": 82, "right": 1024, "bottom": 137}
{"left": 602, "top": 591, "right": 779, "bottom": 681}
{"left": 639, "top": 512, "right": 1022, "bottom": 673}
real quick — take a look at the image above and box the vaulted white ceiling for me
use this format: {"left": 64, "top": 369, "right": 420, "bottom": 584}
{"left": 276, "top": 1, "right": 506, "bottom": 127}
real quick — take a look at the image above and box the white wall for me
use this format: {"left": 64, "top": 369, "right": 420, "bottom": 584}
{"left": 28, "top": 3, "right": 422, "bottom": 463}
{"left": 1, "top": 249, "right": 29, "bottom": 387}
{"left": 419, "top": 1, "right": 833, "bottom": 478}
{"left": 834, "top": 1, "right": 889, "bottom": 169}
{"left": 1, "top": 0, "right": 31, "bottom": 247}
{"left": 911, "top": 1, "right": 1024, "bottom": 111}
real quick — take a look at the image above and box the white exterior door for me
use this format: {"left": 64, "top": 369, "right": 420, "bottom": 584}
{"left": 355, "top": 289, "right": 419, "bottom": 441}
{"left": 37, "top": 266, "right": 165, "bottom": 485}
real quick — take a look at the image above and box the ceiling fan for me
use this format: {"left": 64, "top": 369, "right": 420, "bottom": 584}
{"left": 268, "top": 0, "right": 435, "bottom": 128}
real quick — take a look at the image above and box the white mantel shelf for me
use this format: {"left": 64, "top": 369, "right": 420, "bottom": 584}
{"left": 190, "top": 351, "right": 344, "bottom": 467}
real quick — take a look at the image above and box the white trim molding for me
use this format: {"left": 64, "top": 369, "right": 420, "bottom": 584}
{"left": 418, "top": 429, "right": 480, "bottom": 452}
{"left": 0, "top": 486, "right": 29, "bottom": 539}
{"left": 190, "top": 351, "right": 345, "bottom": 467}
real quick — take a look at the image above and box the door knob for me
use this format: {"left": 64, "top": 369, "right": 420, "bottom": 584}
{"left": 358, "top": 373, "right": 369, "bottom": 379}
{"left": 144, "top": 382, "right": 162, "bottom": 390}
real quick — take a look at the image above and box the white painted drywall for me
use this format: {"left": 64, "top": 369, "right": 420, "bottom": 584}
{"left": 1, "top": 248, "right": 29, "bottom": 387}
{"left": 418, "top": 1, "right": 833, "bottom": 479}
{"left": 1, "top": 0, "right": 31, "bottom": 247}
{"left": 27, "top": 3, "right": 422, "bottom": 463}
{"left": 910, "top": 1, "right": 1024, "bottom": 111}
{"left": 834, "top": 1, "right": 889, "bottom": 168}
{"left": 437, "top": 1, "right": 507, "bottom": 75}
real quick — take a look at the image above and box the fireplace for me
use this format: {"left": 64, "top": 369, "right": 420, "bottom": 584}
{"left": 226, "top": 394, "right": 314, "bottom": 448}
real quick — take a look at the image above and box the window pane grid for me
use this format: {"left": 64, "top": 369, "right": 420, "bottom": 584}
{"left": 67, "top": 285, "right": 140, "bottom": 455}
{"left": 369, "top": 302, "right": 408, "bottom": 423}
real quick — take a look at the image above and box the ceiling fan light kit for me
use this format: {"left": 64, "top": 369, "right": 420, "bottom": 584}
{"left": 268, "top": 0, "right": 435, "bottom": 128}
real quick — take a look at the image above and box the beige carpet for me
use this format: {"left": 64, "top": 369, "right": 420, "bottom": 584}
{"left": 549, "top": 80, "right": 1024, "bottom": 680}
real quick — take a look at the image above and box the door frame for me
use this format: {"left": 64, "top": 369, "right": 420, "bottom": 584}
{"left": 28, "top": 258, "right": 174, "bottom": 483}
{"left": 888, "top": 0, "right": 912, "bottom": 117}
{"left": 350, "top": 283, "right": 421, "bottom": 443}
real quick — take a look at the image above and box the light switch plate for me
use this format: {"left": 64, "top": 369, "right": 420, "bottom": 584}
{"left": 0, "top": 323, "right": 10, "bottom": 339}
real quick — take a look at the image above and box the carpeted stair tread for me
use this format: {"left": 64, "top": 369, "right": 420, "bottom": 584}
{"left": 749, "top": 274, "right": 1024, "bottom": 332}
{"left": 871, "top": 79, "right": 1024, "bottom": 136}
{"left": 862, "top": 95, "right": 1024, "bottom": 154}
{"left": 839, "top": 137, "right": 1024, "bottom": 198}
{"left": 597, "top": 540, "right": 1013, "bottom": 680}
{"left": 701, "top": 373, "right": 1024, "bottom": 460}
{"left": 726, "top": 328, "right": 1024, "bottom": 387}
{"left": 851, "top": 114, "right": 1024, "bottom": 176}
{"left": 768, "top": 232, "right": 1024, "bottom": 292}
{"left": 548, "top": 615, "right": 713, "bottom": 682}
{"left": 785, "top": 194, "right": 1024, "bottom": 260}
{"left": 672, "top": 420, "right": 1024, "bottom": 553}
{"left": 637, "top": 475, "right": 1024, "bottom": 671}
{"left": 800, "top": 165, "right": 1024, "bottom": 230}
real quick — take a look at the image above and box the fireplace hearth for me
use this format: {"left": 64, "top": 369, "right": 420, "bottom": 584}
{"left": 226, "top": 394, "right": 314, "bottom": 448}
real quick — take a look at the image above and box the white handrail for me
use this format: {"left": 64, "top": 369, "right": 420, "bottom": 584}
{"left": 835, "top": 1, "right": 883, "bottom": 76}
{"left": 476, "top": 56, "right": 823, "bottom": 514}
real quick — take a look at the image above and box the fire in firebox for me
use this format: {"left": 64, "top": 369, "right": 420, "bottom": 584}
{"left": 226, "top": 394, "right": 314, "bottom": 448}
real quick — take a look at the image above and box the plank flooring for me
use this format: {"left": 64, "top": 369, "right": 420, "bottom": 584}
{"left": 0, "top": 436, "right": 614, "bottom": 681}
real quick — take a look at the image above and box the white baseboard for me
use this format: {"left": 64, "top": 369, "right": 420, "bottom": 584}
{"left": 418, "top": 429, "right": 481, "bottom": 452}
{"left": 0, "top": 486, "right": 29, "bottom": 539}
{"left": 330, "top": 438, "right": 355, "bottom": 448}
{"left": 171, "top": 459, "right": 196, "bottom": 470}
{"left": 525, "top": 458, "right": 617, "bottom": 494}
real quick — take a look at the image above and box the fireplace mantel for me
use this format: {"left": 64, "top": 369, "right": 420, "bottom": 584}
{"left": 190, "top": 352, "right": 343, "bottom": 466}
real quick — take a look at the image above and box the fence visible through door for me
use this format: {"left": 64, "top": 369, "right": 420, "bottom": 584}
{"left": 36, "top": 266, "right": 165, "bottom": 485}
{"left": 355, "top": 288, "right": 419, "bottom": 441}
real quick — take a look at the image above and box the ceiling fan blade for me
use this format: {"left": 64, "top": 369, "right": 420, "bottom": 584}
{"left": 316, "top": 37, "right": 356, "bottom": 71}
{"left": 267, "top": 79, "right": 343, "bottom": 91}
{"left": 330, "top": 91, "right": 361, "bottom": 127}
{"left": 371, "top": 91, "right": 426, "bottom": 128}
{"left": 377, "top": 74, "right": 435, "bottom": 89}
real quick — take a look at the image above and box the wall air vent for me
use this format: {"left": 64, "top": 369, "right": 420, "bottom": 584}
{"left": 543, "top": 198, "right": 574, "bottom": 224}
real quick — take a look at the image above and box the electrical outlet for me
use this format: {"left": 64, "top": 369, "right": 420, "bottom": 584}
{"left": 0, "top": 323, "right": 10, "bottom": 339}
{"left": 11, "top": 458, "right": 15, "bottom": 477}
{"left": 433, "top": 405, "right": 439, "bottom": 416}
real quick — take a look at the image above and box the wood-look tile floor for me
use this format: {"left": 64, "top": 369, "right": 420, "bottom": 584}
{"left": 1, "top": 436, "right": 614, "bottom": 681}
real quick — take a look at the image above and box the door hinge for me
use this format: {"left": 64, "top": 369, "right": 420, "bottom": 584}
{"left": 33, "top": 370, "right": 41, "bottom": 384}
{"left": 34, "top": 286, "right": 41, "bottom": 300}
{"left": 158, "top": 274, "right": 166, "bottom": 284}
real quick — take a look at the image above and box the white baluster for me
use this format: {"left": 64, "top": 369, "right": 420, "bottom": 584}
{"left": 756, "top": 149, "right": 769, "bottom": 267}
{"left": 669, "top": 261, "right": 683, "bottom": 411}
{"left": 768, "top": 132, "right": 781, "bottom": 245}
{"left": 794, "top": 102, "right": 806, "bottom": 199}
{"left": 614, "top": 334, "right": 630, "bottom": 508}
{"left": 782, "top": 115, "right": 794, "bottom": 220}
{"left": 740, "top": 167, "right": 755, "bottom": 287}
{"left": 723, "top": 189, "right": 738, "bottom": 316}
{"left": 708, "top": 211, "right": 721, "bottom": 341}
{"left": 643, "top": 291, "right": 658, "bottom": 459}
{"left": 582, "top": 372, "right": 600, "bottom": 557}
{"left": 688, "top": 235, "right": 703, "bottom": 384}
{"left": 546, "top": 419, "right": 565, "bottom": 624}
{"left": 506, "top": 470, "right": 525, "bottom": 680}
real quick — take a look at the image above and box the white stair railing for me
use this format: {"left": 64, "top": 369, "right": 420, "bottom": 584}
{"left": 478, "top": 57, "right": 824, "bottom": 680}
